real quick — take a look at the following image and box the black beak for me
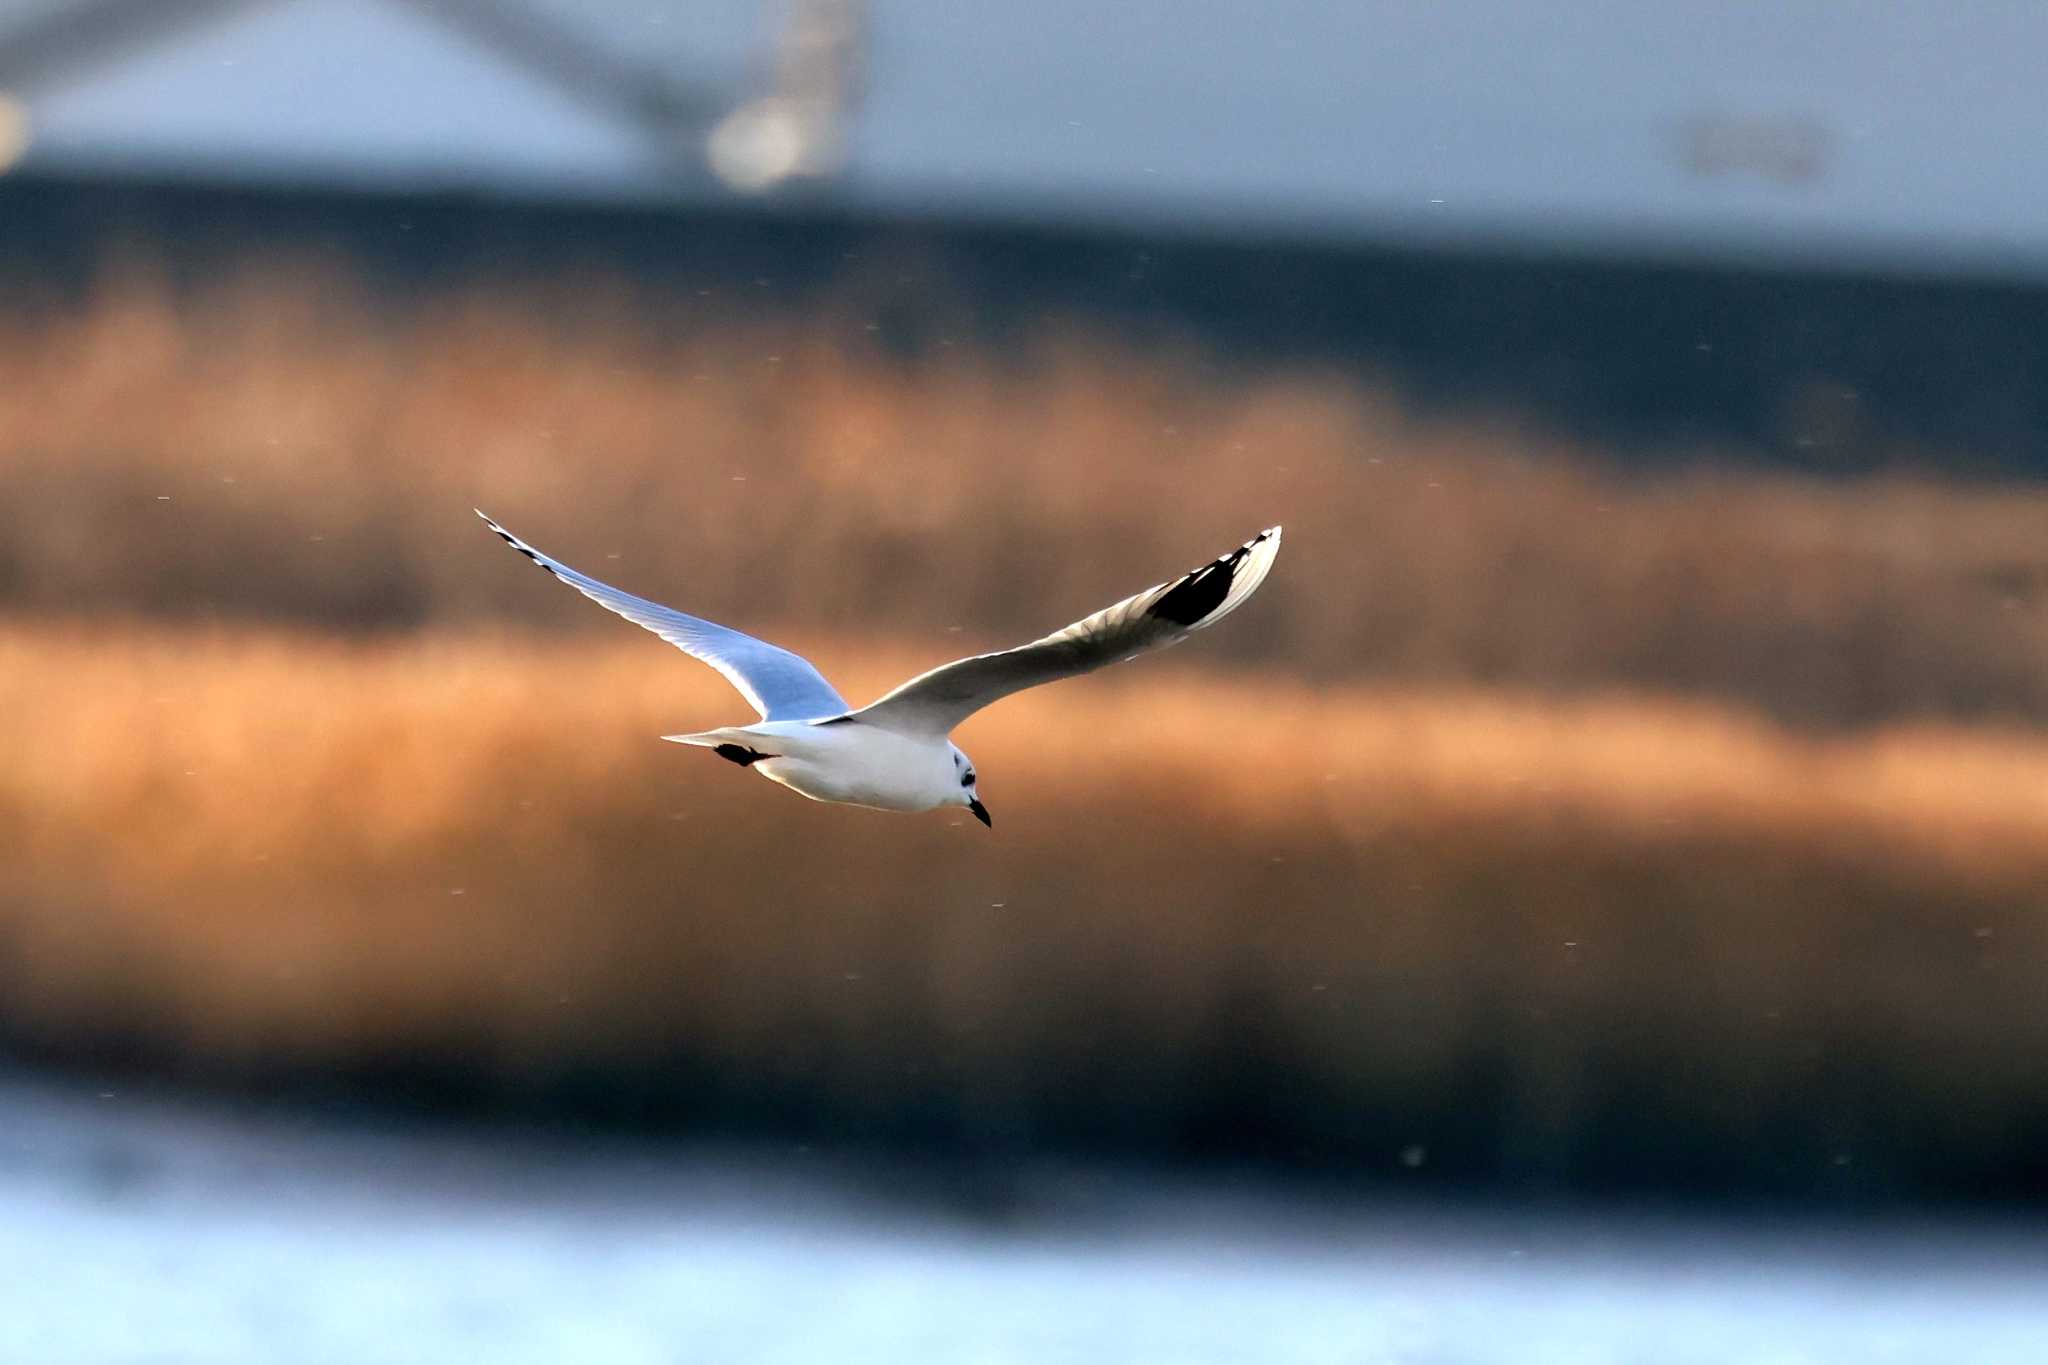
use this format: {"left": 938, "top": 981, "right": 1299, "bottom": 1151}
{"left": 968, "top": 797, "right": 992, "bottom": 828}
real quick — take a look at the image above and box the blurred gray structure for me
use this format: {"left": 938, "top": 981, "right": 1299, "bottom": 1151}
{"left": 0, "top": 0, "right": 863, "bottom": 191}
{"left": 1, "top": 1, "right": 2047, "bottom": 277}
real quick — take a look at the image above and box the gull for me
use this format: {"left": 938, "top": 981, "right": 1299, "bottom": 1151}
{"left": 477, "top": 511, "right": 1281, "bottom": 827}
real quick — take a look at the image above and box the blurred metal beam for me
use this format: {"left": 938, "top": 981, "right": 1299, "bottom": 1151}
{"left": 391, "top": 0, "right": 731, "bottom": 141}
{"left": 0, "top": 0, "right": 864, "bottom": 191}
{"left": 0, "top": 0, "right": 268, "bottom": 93}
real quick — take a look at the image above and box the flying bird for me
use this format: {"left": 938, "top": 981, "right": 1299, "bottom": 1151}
{"left": 477, "top": 511, "right": 1281, "bottom": 827}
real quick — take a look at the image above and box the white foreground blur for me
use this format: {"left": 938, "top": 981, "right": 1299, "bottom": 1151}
{"left": 2, "top": 1074, "right": 2044, "bottom": 1365}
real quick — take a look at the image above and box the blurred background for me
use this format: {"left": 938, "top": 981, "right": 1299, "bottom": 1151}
{"left": 5, "top": 2, "right": 2048, "bottom": 1360}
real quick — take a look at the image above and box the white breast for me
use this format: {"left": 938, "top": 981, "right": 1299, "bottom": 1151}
{"left": 747, "top": 721, "right": 956, "bottom": 812}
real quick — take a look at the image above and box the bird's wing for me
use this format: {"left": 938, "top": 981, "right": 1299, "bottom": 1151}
{"left": 477, "top": 511, "right": 849, "bottom": 721}
{"left": 849, "top": 526, "right": 1281, "bottom": 738}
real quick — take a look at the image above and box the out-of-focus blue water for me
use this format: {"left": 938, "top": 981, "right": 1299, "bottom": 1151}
{"left": 1, "top": 1074, "right": 2043, "bottom": 1365}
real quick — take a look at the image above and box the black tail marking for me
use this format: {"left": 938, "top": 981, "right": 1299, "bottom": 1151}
{"left": 713, "top": 743, "right": 770, "bottom": 767}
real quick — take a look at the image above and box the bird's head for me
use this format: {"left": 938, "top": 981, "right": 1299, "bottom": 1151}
{"left": 950, "top": 743, "right": 990, "bottom": 828}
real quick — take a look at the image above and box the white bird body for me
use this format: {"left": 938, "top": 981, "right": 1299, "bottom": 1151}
{"left": 477, "top": 511, "right": 1283, "bottom": 827}
{"left": 665, "top": 719, "right": 965, "bottom": 813}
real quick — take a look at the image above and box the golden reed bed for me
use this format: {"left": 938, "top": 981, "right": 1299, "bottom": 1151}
{"left": 5, "top": 259, "right": 2048, "bottom": 729}
{"left": 5, "top": 623, "right": 2047, "bottom": 1191}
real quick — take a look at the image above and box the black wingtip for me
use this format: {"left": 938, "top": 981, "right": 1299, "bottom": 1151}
{"left": 1146, "top": 529, "right": 1273, "bottom": 627}
{"left": 476, "top": 509, "right": 558, "bottom": 577}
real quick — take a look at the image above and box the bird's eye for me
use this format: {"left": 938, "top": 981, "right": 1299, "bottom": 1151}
{"left": 962, "top": 772, "right": 975, "bottom": 787}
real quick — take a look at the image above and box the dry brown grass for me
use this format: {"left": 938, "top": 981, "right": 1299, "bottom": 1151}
{"left": 6, "top": 622, "right": 2048, "bottom": 1195}
{"left": 6, "top": 259, "right": 2048, "bottom": 727}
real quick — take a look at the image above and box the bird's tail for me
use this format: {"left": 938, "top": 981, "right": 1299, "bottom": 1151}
{"left": 661, "top": 726, "right": 783, "bottom": 752}
{"left": 662, "top": 726, "right": 789, "bottom": 769}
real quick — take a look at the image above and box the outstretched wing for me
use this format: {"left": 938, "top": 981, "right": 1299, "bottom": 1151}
{"left": 849, "top": 526, "right": 1282, "bottom": 738}
{"left": 476, "top": 511, "right": 849, "bottom": 722}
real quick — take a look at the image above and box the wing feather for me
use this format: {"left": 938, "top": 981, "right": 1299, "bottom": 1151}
{"left": 476, "top": 511, "right": 848, "bottom": 722}
{"left": 850, "top": 526, "right": 1281, "bottom": 737}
